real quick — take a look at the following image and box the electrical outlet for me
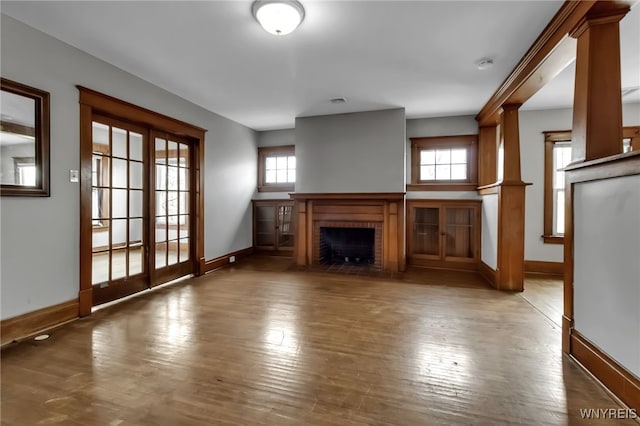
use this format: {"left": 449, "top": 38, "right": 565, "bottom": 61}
{"left": 229, "top": 256, "right": 236, "bottom": 263}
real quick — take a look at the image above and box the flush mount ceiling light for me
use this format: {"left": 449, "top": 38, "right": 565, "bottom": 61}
{"left": 476, "top": 57, "right": 495, "bottom": 70}
{"left": 252, "top": 1, "right": 305, "bottom": 36}
{"left": 330, "top": 97, "right": 347, "bottom": 104}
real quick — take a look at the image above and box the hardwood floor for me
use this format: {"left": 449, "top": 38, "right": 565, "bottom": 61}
{"left": 1, "top": 256, "right": 632, "bottom": 425}
{"left": 521, "top": 273, "right": 564, "bottom": 327}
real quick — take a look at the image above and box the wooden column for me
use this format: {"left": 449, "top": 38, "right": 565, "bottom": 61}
{"left": 563, "top": 4, "right": 630, "bottom": 353}
{"left": 478, "top": 125, "right": 498, "bottom": 187}
{"left": 570, "top": 8, "right": 628, "bottom": 163}
{"left": 496, "top": 104, "right": 527, "bottom": 292}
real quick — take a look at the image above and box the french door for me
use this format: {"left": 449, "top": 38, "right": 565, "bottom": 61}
{"left": 90, "top": 116, "right": 149, "bottom": 304}
{"left": 88, "top": 118, "right": 196, "bottom": 306}
{"left": 151, "top": 131, "right": 194, "bottom": 285}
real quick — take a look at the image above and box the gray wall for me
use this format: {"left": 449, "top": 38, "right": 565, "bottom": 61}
{"left": 573, "top": 174, "right": 640, "bottom": 378}
{"left": 295, "top": 109, "right": 406, "bottom": 193}
{"left": 0, "top": 15, "right": 257, "bottom": 319}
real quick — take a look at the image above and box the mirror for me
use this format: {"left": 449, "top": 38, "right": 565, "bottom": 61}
{"left": 0, "top": 78, "right": 50, "bottom": 196}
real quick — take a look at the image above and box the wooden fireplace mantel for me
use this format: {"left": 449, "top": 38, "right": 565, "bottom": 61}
{"left": 290, "top": 192, "right": 406, "bottom": 272}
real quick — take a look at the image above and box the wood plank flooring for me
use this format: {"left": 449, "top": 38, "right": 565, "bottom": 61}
{"left": 1, "top": 256, "right": 632, "bottom": 425}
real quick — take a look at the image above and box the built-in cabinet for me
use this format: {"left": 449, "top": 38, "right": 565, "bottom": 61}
{"left": 407, "top": 200, "right": 481, "bottom": 270}
{"left": 253, "top": 200, "right": 295, "bottom": 255}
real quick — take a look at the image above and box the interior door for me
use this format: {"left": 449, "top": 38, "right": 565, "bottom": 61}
{"left": 151, "top": 132, "right": 194, "bottom": 285}
{"left": 91, "top": 116, "right": 148, "bottom": 305}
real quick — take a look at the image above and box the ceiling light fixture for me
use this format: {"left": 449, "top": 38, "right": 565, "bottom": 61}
{"left": 476, "top": 57, "right": 495, "bottom": 70}
{"left": 330, "top": 97, "right": 347, "bottom": 104}
{"left": 252, "top": 1, "right": 305, "bottom": 36}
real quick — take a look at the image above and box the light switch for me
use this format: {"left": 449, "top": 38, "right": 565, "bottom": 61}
{"left": 70, "top": 170, "right": 79, "bottom": 183}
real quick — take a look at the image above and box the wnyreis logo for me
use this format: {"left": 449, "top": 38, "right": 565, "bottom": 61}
{"left": 579, "top": 408, "right": 637, "bottom": 420}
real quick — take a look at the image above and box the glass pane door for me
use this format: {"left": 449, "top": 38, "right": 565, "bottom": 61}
{"left": 444, "top": 207, "right": 474, "bottom": 259}
{"left": 277, "top": 203, "right": 294, "bottom": 249}
{"left": 413, "top": 207, "right": 440, "bottom": 256}
{"left": 153, "top": 134, "right": 192, "bottom": 281}
{"left": 255, "top": 205, "right": 276, "bottom": 248}
{"left": 91, "top": 118, "right": 147, "bottom": 304}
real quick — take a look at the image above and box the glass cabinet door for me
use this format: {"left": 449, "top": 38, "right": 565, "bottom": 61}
{"left": 277, "top": 204, "right": 295, "bottom": 249}
{"left": 255, "top": 205, "right": 276, "bottom": 248}
{"left": 413, "top": 207, "right": 440, "bottom": 256}
{"left": 444, "top": 207, "right": 474, "bottom": 259}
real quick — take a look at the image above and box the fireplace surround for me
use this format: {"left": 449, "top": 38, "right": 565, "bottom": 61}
{"left": 290, "top": 193, "right": 405, "bottom": 272}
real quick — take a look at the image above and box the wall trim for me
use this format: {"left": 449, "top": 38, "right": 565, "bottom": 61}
{"left": 571, "top": 330, "right": 640, "bottom": 412}
{"left": 479, "top": 261, "right": 498, "bottom": 288}
{"left": 1, "top": 300, "right": 78, "bottom": 347}
{"left": 524, "top": 260, "right": 563, "bottom": 275}
{"left": 201, "top": 247, "right": 254, "bottom": 274}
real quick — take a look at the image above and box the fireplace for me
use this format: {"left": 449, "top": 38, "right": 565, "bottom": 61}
{"left": 290, "top": 193, "right": 405, "bottom": 272}
{"left": 319, "top": 227, "right": 376, "bottom": 266}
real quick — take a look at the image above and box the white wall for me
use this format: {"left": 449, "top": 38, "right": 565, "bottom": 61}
{"left": 481, "top": 194, "right": 499, "bottom": 269}
{"left": 573, "top": 174, "right": 640, "bottom": 377}
{"left": 295, "top": 109, "right": 406, "bottom": 193}
{"left": 519, "top": 103, "right": 640, "bottom": 263}
{"left": 0, "top": 15, "right": 257, "bottom": 319}
{"left": 253, "top": 128, "right": 295, "bottom": 200}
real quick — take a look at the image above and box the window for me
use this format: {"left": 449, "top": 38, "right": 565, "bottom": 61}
{"left": 409, "top": 135, "right": 477, "bottom": 191}
{"left": 258, "top": 145, "right": 295, "bottom": 192}
{"left": 13, "top": 157, "right": 36, "bottom": 186}
{"left": 543, "top": 127, "right": 639, "bottom": 244}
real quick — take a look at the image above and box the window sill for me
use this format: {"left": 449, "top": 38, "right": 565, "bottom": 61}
{"left": 542, "top": 235, "right": 564, "bottom": 244}
{"left": 258, "top": 185, "right": 295, "bottom": 193}
{"left": 407, "top": 183, "right": 478, "bottom": 192}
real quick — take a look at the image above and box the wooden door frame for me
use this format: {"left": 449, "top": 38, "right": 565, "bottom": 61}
{"left": 78, "top": 87, "right": 206, "bottom": 316}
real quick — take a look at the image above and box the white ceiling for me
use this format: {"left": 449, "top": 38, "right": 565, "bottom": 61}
{"left": 3, "top": 1, "right": 634, "bottom": 131}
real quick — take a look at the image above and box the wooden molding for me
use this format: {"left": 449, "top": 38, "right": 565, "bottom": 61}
{"left": 542, "top": 235, "right": 564, "bottom": 245}
{"left": 406, "top": 183, "right": 478, "bottom": 192}
{"left": 478, "top": 126, "right": 498, "bottom": 186}
{"left": 524, "top": 260, "right": 563, "bottom": 276}
{"left": 477, "top": 185, "right": 499, "bottom": 195}
{"left": 571, "top": 330, "right": 640, "bottom": 412}
{"left": 1, "top": 300, "right": 78, "bottom": 347}
{"left": 77, "top": 86, "right": 207, "bottom": 138}
{"left": 564, "top": 150, "right": 640, "bottom": 181}
{"left": 479, "top": 261, "right": 498, "bottom": 289}
{"left": 290, "top": 192, "right": 405, "bottom": 201}
{"left": 201, "top": 247, "right": 254, "bottom": 274}
{"left": 562, "top": 315, "right": 573, "bottom": 354}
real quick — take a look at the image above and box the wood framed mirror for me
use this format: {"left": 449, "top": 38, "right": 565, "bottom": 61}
{"left": 0, "top": 78, "right": 50, "bottom": 196}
